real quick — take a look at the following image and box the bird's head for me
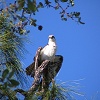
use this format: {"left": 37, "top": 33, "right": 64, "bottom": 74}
{"left": 48, "top": 35, "right": 56, "bottom": 46}
{"left": 48, "top": 35, "right": 56, "bottom": 42}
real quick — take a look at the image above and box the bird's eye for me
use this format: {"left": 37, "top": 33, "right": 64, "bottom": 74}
{"left": 51, "top": 36, "right": 55, "bottom": 39}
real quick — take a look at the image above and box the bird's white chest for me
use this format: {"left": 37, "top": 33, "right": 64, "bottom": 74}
{"left": 40, "top": 45, "right": 57, "bottom": 61}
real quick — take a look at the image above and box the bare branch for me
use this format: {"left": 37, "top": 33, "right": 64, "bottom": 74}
{"left": 28, "top": 60, "right": 49, "bottom": 93}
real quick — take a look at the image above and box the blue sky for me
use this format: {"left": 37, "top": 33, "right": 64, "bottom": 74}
{"left": 23, "top": 0, "right": 100, "bottom": 99}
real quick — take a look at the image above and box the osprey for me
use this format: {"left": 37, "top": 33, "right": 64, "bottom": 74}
{"left": 26, "top": 35, "right": 63, "bottom": 79}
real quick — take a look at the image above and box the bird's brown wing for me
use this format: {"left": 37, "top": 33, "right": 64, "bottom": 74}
{"left": 39, "top": 55, "right": 63, "bottom": 91}
{"left": 26, "top": 47, "right": 43, "bottom": 77}
{"left": 26, "top": 62, "right": 35, "bottom": 77}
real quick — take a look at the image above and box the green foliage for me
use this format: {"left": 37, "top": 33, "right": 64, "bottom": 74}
{"left": 2, "top": 69, "right": 9, "bottom": 80}
{"left": 0, "top": 69, "right": 19, "bottom": 100}
{"left": 27, "top": 0, "right": 37, "bottom": 12}
{"left": 17, "top": 0, "right": 25, "bottom": 10}
{"left": 0, "top": 3, "right": 28, "bottom": 71}
{"left": 16, "top": 0, "right": 84, "bottom": 31}
{"left": 30, "top": 19, "right": 37, "bottom": 26}
{"left": 9, "top": 79, "right": 19, "bottom": 87}
{"left": 0, "top": 50, "right": 85, "bottom": 97}
{"left": 25, "top": 80, "right": 84, "bottom": 100}
{"left": 0, "top": 1, "right": 28, "bottom": 98}
{"left": 44, "top": 82, "right": 68, "bottom": 100}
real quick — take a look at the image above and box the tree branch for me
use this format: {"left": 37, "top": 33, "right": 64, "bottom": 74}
{"left": 28, "top": 60, "right": 49, "bottom": 93}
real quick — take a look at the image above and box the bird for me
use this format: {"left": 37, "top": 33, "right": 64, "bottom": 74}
{"left": 26, "top": 35, "right": 63, "bottom": 78}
